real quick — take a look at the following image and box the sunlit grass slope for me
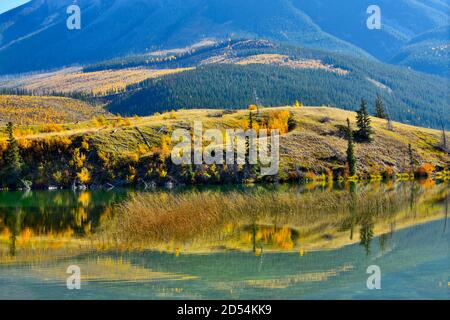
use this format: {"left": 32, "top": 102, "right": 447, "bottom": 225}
{"left": 1, "top": 106, "right": 448, "bottom": 174}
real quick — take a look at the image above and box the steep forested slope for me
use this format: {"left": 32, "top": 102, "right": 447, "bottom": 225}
{"left": 105, "top": 42, "right": 449, "bottom": 129}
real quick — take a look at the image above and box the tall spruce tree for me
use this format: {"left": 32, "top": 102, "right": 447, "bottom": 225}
{"left": 408, "top": 144, "right": 415, "bottom": 173}
{"left": 374, "top": 95, "right": 387, "bottom": 119}
{"left": 355, "top": 98, "right": 373, "bottom": 142}
{"left": 346, "top": 118, "right": 357, "bottom": 176}
{"left": 1, "top": 122, "right": 23, "bottom": 188}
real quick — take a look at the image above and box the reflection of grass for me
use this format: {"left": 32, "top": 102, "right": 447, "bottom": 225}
{"left": 103, "top": 182, "right": 449, "bottom": 252}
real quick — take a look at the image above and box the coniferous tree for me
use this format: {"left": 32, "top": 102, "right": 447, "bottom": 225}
{"left": 374, "top": 95, "right": 387, "bottom": 119}
{"left": 287, "top": 112, "right": 296, "bottom": 131}
{"left": 408, "top": 144, "right": 415, "bottom": 173}
{"left": 346, "top": 118, "right": 357, "bottom": 176}
{"left": 1, "top": 122, "right": 23, "bottom": 188}
{"left": 355, "top": 99, "right": 373, "bottom": 142}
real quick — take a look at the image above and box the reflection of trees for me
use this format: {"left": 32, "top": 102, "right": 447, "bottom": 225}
{"left": 359, "top": 220, "right": 374, "bottom": 256}
{"left": 378, "top": 221, "right": 396, "bottom": 253}
{"left": 244, "top": 224, "right": 296, "bottom": 252}
{"left": 0, "top": 190, "right": 128, "bottom": 255}
{"left": 339, "top": 181, "right": 432, "bottom": 251}
{"left": 2, "top": 208, "right": 24, "bottom": 256}
{"left": 409, "top": 182, "right": 419, "bottom": 215}
{"left": 252, "top": 223, "right": 257, "bottom": 253}
{"left": 379, "top": 233, "right": 388, "bottom": 253}
{"left": 444, "top": 193, "right": 448, "bottom": 234}
{"left": 348, "top": 181, "right": 357, "bottom": 240}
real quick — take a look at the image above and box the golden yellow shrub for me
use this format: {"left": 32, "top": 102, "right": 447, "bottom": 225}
{"left": 77, "top": 168, "right": 91, "bottom": 184}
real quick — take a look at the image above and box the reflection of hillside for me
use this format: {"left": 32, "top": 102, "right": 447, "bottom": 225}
{"left": 0, "top": 182, "right": 448, "bottom": 264}
{"left": 0, "top": 218, "right": 447, "bottom": 299}
{"left": 121, "top": 219, "right": 447, "bottom": 299}
{"left": 105, "top": 182, "right": 449, "bottom": 253}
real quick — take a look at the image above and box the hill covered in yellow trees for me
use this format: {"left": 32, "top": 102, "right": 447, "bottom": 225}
{"left": 0, "top": 67, "right": 191, "bottom": 96}
{"left": 0, "top": 95, "right": 107, "bottom": 125}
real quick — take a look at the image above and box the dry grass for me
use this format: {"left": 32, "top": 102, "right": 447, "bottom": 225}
{"left": 103, "top": 182, "right": 449, "bottom": 252}
{"left": 279, "top": 107, "right": 450, "bottom": 172}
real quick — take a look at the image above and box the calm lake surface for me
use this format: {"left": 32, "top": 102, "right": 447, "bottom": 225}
{"left": 0, "top": 181, "right": 448, "bottom": 300}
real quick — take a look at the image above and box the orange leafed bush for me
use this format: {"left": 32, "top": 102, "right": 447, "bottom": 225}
{"left": 416, "top": 163, "right": 435, "bottom": 177}
{"left": 18, "top": 139, "right": 32, "bottom": 149}
{"left": 305, "top": 171, "right": 318, "bottom": 181}
{"left": 382, "top": 166, "right": 395, "bottom": 179}
{"left": 240, "top": 109, "right": 292, "bottom": 134}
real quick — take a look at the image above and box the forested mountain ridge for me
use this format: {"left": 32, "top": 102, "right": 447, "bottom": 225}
{"left": 0, "top": 0, "right": 448, "bottom": 75}
{"left": 0, "top": 1, "right": 448, "bottom": 129}
{"left": 1, "top": 38, "right": 448, "bottom": 129}
{"left": 102, "top": 40, "right": 449, "bottom": 129}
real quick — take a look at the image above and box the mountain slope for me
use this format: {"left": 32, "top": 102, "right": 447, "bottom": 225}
{"left": 390, "top": 25, "right": 450, "bottom": 76}
{"left": 0, "top": 94, "right": 106, "bottom": 125}
{"left": 1, "top": 38, "right": 447, "bottom": 129}
{"left": 0, "top": 0, "right": 368, "bottom": 74}
{"left": 103, "top": 40, "right": 449, "bottom": 129}
{"left": 296, "top": 0, "right": 449, "bottom": 61}
{"left": 0, "top": 0, "right": 448, "bottom": 75}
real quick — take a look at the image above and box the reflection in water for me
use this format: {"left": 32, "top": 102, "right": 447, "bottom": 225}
{"left": 0, "top": 181, "right": 448, "bottom": 257}
{"left": 0, "top": 181, "right": 448, "bottom": 299}
{"left": 0, "top": 190, "right": 128, "bottom": 257}
{"left": 444, "top": 195, "right": 448, "bottom": 233}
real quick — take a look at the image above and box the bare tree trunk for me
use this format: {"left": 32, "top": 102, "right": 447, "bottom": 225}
{"left": 135, "top": 127, "right": 152, "bottom": 150}
{"left": 441, "top": 126, "right": 448, "bottom": 152}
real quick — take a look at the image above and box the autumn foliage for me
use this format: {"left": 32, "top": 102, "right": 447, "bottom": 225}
{"left": 415, "top": 163, "right": 435, "bottom": 177}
